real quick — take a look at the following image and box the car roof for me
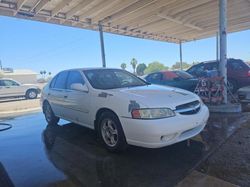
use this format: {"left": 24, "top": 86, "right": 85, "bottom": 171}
{"left": 193, "top": 58, "right": 246, "bottom": 66}
{"left": 60, "top": 67, "right": 124, "bottom": 72}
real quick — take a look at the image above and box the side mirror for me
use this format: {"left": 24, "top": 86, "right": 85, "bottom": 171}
{"left": 71, "top": 83, "right": 89, "bottom": 92}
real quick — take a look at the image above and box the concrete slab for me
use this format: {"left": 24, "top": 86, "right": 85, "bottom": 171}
{"left": 0, "top": 112, "right": 247, "bottom": 187}
{"left": 176, "top": 171, "right": 239, "bottom": 187}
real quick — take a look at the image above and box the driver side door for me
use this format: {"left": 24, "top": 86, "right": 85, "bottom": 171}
{"left": 63, "top": 70, "right": 91, "bottom": 127}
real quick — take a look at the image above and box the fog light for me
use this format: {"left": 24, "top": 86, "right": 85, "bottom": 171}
{"left": 160, "top": 133, "right": 177, "bottom": 142}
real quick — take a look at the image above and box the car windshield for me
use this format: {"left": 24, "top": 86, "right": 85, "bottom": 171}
{"left": 174, "top": 71, "right": 194, "bottom": 79}
{"left": 83, "top": 69, "right": 148, "bottom": 90}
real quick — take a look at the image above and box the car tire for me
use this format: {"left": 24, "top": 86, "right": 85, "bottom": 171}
{"left": 97, "top": 111, "right": 127, "bottom": 152}
{"left": 43, "top": 102, "right": 59, "bottom": 125}
{"left": 26, "top": 89, "right": 38, "bottom": 99}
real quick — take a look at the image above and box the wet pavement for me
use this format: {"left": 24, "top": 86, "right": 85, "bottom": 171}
{"left": 0, "top": 112, "right": 248, "bottom": 187}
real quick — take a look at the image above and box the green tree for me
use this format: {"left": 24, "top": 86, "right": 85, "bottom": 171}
{"left": 120, "top": 63, "right": 127, "bottom": 70}
{"left": 171, "top": 62, "right": 192, "bottom": 70}
{"left": 130, "top": 58, "right": 138, "bottom": 74}
{"left": 144, "top": 61, "right": 168, "bottom": 74}
{"left": 136, "top": 63, "right": 147, "bottom": 76}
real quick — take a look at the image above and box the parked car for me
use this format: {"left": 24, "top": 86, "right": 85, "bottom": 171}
{"left": 41, "top": 68, "right": 209, "bottom": 152}
{"left": 237, "top": 86, "right": 250, "bottom": 110}
{"left": 187, "top": 59, "right": 250, "bottom": 92}
{"left": 0, "top": 78, "right": 40, "bottom": 99}
{"left": 144, "top": 70, "right": 198, "bottom": 92}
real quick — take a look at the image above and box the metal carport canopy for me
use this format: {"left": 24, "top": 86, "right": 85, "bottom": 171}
{"left": 0, "top": 0, "right": 250, "bottom": 43}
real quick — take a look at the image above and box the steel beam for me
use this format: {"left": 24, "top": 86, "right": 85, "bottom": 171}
{"left": 219, "top": 0, "right": 227, "bottom": 103}
{"left": 99, "top": 23, "right": 106, "bottom": 68}
{"left": 179, "top": 40, "right": 183, "bottom": 70}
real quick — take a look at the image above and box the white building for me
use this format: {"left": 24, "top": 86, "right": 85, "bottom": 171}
{"left": 1, "top": 69, "right": 38, "bottom": 84}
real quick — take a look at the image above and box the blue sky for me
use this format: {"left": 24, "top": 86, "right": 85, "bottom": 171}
{"left": 0, "top": 15, "right": 249, "bottom": 74}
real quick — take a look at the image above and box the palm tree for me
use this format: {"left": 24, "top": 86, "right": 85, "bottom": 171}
{"left": 130, "top": 58, "right": 138, "bottom": 74}
{"left": 120, "top": 63, "right": 127, "bottom": 70}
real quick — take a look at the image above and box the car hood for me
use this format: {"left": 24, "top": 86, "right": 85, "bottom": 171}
{"left": 238, "top": 86, "right": 250, "bottom": 92}
{"left": 110, "top": 84, "right": 200, "bottom": 110}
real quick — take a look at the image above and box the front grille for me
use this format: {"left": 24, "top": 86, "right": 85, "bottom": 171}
{"left": 175, "top": 100, "right": 201, "bottom": 115}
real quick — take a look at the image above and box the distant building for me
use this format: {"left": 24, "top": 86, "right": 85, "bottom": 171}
{"left": 1, "top": 68, "right": 38, "bottom": 84}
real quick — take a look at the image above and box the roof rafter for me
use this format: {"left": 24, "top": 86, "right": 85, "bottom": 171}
{"left": 14, "top": 0, "right": 28, "bottom": 15}
{"left": 102, "top": 0, "right": 157, "bottom": 23}
{"left": 34, "top": 0, "right": 51, "bottom": 14}
{"left": 157, "top": 13, "right": 203, "bottom": 31}
{"left": 65, "top": 0, "right": 97, "bottom": 20}
{"left": 79, "top": 0, "right": 121, "bottom": 20}
{"left": 47, "top": 0, "right": 73, "bottom": 21}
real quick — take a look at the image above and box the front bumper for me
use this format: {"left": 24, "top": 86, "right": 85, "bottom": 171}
{"left": 119, "top": 105, "right": 209, "bottom": 148}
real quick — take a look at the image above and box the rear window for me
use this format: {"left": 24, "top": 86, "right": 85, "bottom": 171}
{"left": 53, "top": 71, "right": 68, "bottom": 89}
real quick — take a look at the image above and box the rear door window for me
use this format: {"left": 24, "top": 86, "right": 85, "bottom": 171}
{"left": 229, "top": 61, "right": 245, "bottom": 71}
{"left": 147, "top": 73, "right": 163, "bottom": 81}
{"left": 54, "top": 71, "right": 68, "bottom": 89}
{"left": 66, "top": 71, "right": 85, "bottom": 90}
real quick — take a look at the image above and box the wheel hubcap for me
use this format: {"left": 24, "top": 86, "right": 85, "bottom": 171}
{"left": 101, "top": 119, "right": 118, "bottom": 147}
{"left": 29, "top": 91, "right": 36, "bottom": 98}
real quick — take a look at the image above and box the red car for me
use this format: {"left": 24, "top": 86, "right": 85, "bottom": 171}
{"left": 187, "top": 59, "right": 250, "bottom": 92}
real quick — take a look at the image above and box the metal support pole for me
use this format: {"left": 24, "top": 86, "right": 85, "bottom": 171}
{"left": 98, "top": 23, "right": 106, "bottom": 68}
{"left": 219, "top": 0, "right": 227, "bottom": 104}
{"left": 216, "top": 32, "right": 219, "bottom": 62}
{"left": 179, "top": 40, "right": 183, "bottom": 70}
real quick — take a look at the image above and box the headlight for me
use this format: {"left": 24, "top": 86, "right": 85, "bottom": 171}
{"left": 131, "top": 108, "right": 175, "bottom": 119}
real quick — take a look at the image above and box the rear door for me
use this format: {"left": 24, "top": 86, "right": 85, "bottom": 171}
{"left": 48, "top": 71, "right": 69, "bottom": 117}
{"left": 63, "top": 70, "right": 91, "bottom": 126}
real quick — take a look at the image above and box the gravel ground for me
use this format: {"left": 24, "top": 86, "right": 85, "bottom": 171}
{"left": 198, "top": 112, "right": 250, "bottom": 187}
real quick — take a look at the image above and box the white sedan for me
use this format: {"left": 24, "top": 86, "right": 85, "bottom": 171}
{"left": 0, "top": 78, "right": 40, "bottom": 99}
{"left": 41, "top": 68, "right": 209, "bottom": 152}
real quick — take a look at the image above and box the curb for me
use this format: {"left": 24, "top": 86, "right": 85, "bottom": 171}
{"left": 0, "top": 107, "right": 42, "bottom": 118}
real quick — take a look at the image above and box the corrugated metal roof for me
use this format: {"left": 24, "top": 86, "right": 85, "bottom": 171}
{"left": 0, "top": 0, "right": 250, "bottom": 43}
